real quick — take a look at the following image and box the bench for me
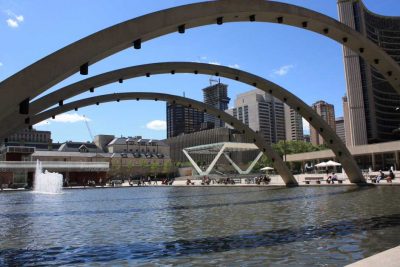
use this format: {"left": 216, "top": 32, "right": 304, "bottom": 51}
{"left": 110, "top": 180, "right": 123, "bottom": 187}
{"left": 233, "top": 178, "right": 242, "bottom": 184}
{"left": 304, "top": 177, "right": 324, "bottom": 184}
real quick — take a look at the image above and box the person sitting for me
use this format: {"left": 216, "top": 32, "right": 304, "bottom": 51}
{"left": 331, "top": 173, "right": 338, "bottom": 184}
{"left": 327, "top": 175, "right": 332, "bottom": 184}
{"left": 386, "top": 170, "right": 395, "bottom": 183}
{"left": 376, "top": 170, "right": 385, "bottom": 183}
{"left": 372, "top": 170, "right": 385, "bottom": 184}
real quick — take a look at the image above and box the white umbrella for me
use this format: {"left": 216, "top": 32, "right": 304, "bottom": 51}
{"left": 260, "top": 166, "right": 274, "bottom": 171}
{"left": 325, "top": 160, "right": 341, "bottom": 167}
{"left": 315, "top": 162, "right": 328, "bottom": 168}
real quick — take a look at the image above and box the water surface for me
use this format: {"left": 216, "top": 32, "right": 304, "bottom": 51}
{"left": 0, "top": 186, "right": 399, "bottom": 266}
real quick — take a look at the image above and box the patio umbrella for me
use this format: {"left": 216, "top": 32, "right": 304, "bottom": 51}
{"left": 325, "top": 160, "right": 341, "bottom": 167}
{"left": 315, "top": 162, "right": 328, "bottom": 168}
{"left": 260, "top": 166, "right": 274, "bottom": 171}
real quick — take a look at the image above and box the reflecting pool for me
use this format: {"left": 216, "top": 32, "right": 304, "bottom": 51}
{"left": 0, "top": 186, "right": 399, "bottom": 266}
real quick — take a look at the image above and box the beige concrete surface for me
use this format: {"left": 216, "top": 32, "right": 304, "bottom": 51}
{"left": 346, "top": 245, "right": 400, "bottom": 267}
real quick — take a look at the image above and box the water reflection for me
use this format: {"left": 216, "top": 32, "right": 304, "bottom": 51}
{"left": 1, "top": 213, "right": 399, "bottom": 266}
{"left": 0, "top": 186, "right": 374, "bottom": 219}
{"left": 0, "top": 186, "right": 399, "bottom": 266}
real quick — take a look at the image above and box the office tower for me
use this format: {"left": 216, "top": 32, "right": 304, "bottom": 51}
{"left": 203, "top": 82, "right": 230, "bottom": 128}
{"left": 342, "top": 95, "right": 352, "bottom": 145}
{"left": 166, "top": 103, "right": 203, "bottom": 138}
{"left": 335, "top": 117, "right": 346, "bottom": 145}
{"left": 338, "top": 0, "right": 400, "bottom": 145}
{"left": 284, "top": 104, "right": 304, "bottom": 141}
{"left": 310, "top": 101, "right": 336, "bottom": 145}
{"left": 228, "top": 89, "right": 285, "bottom": 144}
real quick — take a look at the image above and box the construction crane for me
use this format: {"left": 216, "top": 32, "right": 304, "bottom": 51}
{"left": 82, "top": 115, "right": 94, "bottom": 141}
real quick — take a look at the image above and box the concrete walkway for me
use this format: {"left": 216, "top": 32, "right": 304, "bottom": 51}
{"left": 346, "top": 245, "right": 400, "bottom": 267}
{"left": 1, "top": 176, "right": 400, "bottom": 192}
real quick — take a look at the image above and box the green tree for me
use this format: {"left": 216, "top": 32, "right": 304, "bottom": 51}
{"left": 255, "top": 141, "right": 327, "bottom": 173}
{"left": 150, "top": 161, "right": 159, "bottom": 176}
{"left": 162, "top": 160, "right": 172, "bottom": 174}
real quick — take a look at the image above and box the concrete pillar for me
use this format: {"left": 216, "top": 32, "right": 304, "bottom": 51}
{"left": 371, "top": 153, "right": 376, "bottom": 171}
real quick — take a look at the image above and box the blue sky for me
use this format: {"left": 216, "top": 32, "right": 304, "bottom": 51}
{"left": 1, "top": 0, "right": 399, "bottom": 142}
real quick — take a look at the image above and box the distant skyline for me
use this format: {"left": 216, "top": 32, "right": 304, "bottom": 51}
{"left": 1, "top": 0, "right": 399, "bottom": 142}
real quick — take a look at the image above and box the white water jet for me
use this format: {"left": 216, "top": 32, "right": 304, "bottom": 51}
{"left": 33, "top": 160, "right": 63, "bottom": 194}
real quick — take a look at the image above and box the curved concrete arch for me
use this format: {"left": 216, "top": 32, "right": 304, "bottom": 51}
{"left": 6, "top": 62, "right": 366, "bottom": 184}
{"left": 30, "top": 92, "right": 298, "bottom": 186}
{"left": 0, "top": 0, "right": 399, "bottom": 123}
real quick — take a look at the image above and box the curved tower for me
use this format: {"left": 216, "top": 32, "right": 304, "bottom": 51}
{"left": 338, "top": 0, "right": 400, "bottom": 145}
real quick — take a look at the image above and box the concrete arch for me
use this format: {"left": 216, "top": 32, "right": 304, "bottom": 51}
{"left": 30, "top": 92, "right": 298, "bottom": 186}
{"left": 7, "top": 62, "right": 366, "bottom": 184}
{"left": 0, "top": 0, "right": 399, "bottom": 123}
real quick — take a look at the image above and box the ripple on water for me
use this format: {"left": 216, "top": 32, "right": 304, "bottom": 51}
{"left": 0, "top": 186, "right": 399, "bottom": 266}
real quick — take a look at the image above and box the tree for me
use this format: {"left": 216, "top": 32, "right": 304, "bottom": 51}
{"left": 162, "top": 160, "right": 173, "bottom": 175}
{"left": 150, "top": 161, "right": 159, "bottom": 176}
{"left": 255, "top": 141, "right": 327, "bottom": 172}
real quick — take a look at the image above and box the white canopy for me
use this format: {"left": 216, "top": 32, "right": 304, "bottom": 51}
{"left": 326, "top": 160, "right": 341, "bottom": 166}
{"left": 260, "top": 166, "right": 274, "bottom": 171}
{"left": 315, "top": 162, "right": 328, "bottom": 168}
{"left": 315, "top": 160, "right": 341, "bottom": 168}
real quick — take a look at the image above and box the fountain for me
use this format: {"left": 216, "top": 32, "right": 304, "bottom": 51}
{"left": 33, "top": 160, "right": 63, "bottom": 194}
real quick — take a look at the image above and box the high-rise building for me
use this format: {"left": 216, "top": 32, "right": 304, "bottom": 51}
{"left": 203, "top": 82, "right": 230, "bottom": 128}
{"left": 166, "top": 103, "right": 203, "bottom": 138}
{"left": 342, "top": 95, "right": 352, "bottom": 146}
{"left": 338, "top": 0, "right": 400, "bottom": 145}
{"left": 227, "top": 89, "right": 286, "bottom": 144}
{"left": 284, "top": 104, "right": 304, "bottom": 141}
{"left": 310, "top": 101, "right": 336, "bottom": 145}
{"left": 335, "top": 117, "right": 346, "bottom": 145}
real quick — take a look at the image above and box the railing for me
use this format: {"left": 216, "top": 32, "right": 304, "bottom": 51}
{"left": 0, "top": 161, "right": 109, "bottom": 172}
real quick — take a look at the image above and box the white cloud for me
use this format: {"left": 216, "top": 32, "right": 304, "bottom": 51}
{"left": 53, "top": 113, "right": 90, "bottom": 123}
{"left": 34, "top": 120, "right": 50, "bottom": 127}
{"left": 229, "top": 63, "right": 240, "bottom": 69}
{"left": 146, "top": 120, "right": 166, "bottom": 131}
{"left": 0, "top": 62, "right": 3, "bottom": 67}
{"left": 272, "top": 64, "right": 294, "bottom": 76}
{"left": 16, "top": 15, "right": 23, "bottom": 22}
{"left": 198, "top": 56, "right": 239, "bottom": 69}
{"left": 5, "top": 10, "right": 24, "bottom": 28}
{"left": 6, "top": 18, "right": 18, "bottom": 28}
{"left": 302, "top": 118, "right": 310, "bottom": 134}
{"left": 34, "top": 113, "right": 90, "bottom": 127}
